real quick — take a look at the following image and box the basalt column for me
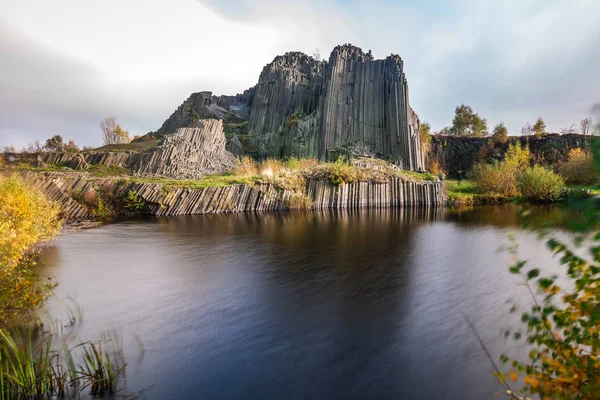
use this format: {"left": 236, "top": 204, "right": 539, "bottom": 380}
{"left": 319, "top": 45, "right": 424, "bottom": 170}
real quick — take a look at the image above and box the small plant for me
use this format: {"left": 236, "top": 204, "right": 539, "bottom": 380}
{"left": 123, "top": 190, "right": 146, "bottom": 211}
{"left": 517, "top": 166, "right": 564, "bottom": 202}
{"left": 471, "top": 162, "right": 519, "bottom": 197}
{"left": 94, "top": 198, "right": 114, "bottom": 219}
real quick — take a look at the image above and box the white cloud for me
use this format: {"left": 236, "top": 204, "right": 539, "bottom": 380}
{"left": 1, "top": 0, "right": 599, "bottom": 148}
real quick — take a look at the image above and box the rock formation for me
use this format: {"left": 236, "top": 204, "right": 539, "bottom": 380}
{"left": 133, "top": 120, "right": 236, "bottom": 179}
{"left": 152, "top": 44, "right": 425, "bottom": 171}
{"left": 155, "top": 89, "right": 254, "bottom": 137}
{"left": 23, "top": 172, "right": 446, "bottom": 219}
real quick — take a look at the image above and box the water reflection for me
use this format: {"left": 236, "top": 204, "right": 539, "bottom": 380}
{"left": 38, "top": 205, "right": 572, "bottom": 399}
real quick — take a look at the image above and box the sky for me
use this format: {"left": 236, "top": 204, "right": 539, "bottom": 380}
{"left": 1, "top": 0, "right": 600, "bottom": 148}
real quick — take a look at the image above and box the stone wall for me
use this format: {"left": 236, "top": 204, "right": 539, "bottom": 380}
{"left": 427, "top": 134, "right": 593, "bottom": 178}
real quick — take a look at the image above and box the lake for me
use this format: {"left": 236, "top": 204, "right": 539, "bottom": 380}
{"left": 38, "top": 205, "right": 578, "bottom": 399}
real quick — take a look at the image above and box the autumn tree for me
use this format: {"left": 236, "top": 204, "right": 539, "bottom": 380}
{"left": 580, "top": 117, "right": 593, "bottom": 135}
{"left": 532, "top": 117, "right": 546, "bottom": 136}
{"left": 449, "top": 104, "right": 488, "bottom": 137}
{"left": 0, "top": 174, "right": 62, "bottom": 326}
{"left": 100, "top": 116, "right": 130, "bottom": 145}
{"left": 44, "top": 135, "right": 65, "bottom": 152}
{"left": 419, "top": 122, "right": 432, "bottom": 152}
{"left": 491, "top": 122, "right": 509, "bottom": 144}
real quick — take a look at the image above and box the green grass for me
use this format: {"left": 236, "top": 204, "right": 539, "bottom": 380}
{"left": 567, "top": 183, "right": 600, "bottom": 195}
{"left": 87, "top": 164, "right": 131, "bottom": 177}
{"left": 131, "top": 173, "right": 260, "bottom": 190}
{"left": 89, "top": 140, "right": 160, "bottom": 153}
{"left": 445, "top": 179, "right": 511, "bottom": 204}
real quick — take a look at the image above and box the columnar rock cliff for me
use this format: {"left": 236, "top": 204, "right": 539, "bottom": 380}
{"left": 22, "top": 172, "right": 446, "bottom": 219}
{"left": 156, "top": 89, "right": 254, "bottom": 137}
{"left": 133, "top": 122, "right": 236, "bottom": 179}
{"left": 152, "top": 44, "right": 424, "bottom": 171}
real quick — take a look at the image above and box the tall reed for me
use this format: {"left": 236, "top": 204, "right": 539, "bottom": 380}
{"left": 0, "top": 327, "right": 127, "bottom": 399}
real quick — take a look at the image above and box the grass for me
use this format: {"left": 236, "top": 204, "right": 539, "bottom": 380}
{"left": 89, "top": 140, "right": 160, "bottom": 153}
{"left": 132, "top": 173, "right": 260, "bottom": 190}
{"left": 445, "top": 179, "right": 511, "bottom": 205}
{"left": 0, "top": 328, "right": 127, "bottom": 399}
{"left": 567, "top": 183, "right": 600, "bottom": 195}
{"left": 87, "top": 164, "right": 131, "bottom": 177}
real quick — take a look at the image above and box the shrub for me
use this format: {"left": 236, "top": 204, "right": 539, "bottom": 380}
{"left": 260, "top": 158, "right": 286, "bottom": 177}
{"left": 517, "top": 166, "right": 564, "bottom": 202}
{"left": 504, "top": 142, "right": 531, "bottom": 171}
{"left": 0, "top": 174, "right": 62, "bottom": 326}
{"left": 123, "top": 190, "right": 146, "bottom": 211}
{"left": 471, "top": 162, "right": 519, "bottom": 197}
{"left": 560, "top": 148, "right": 598, "bottom": 185}
{"left": 284, "top": 157, "right": 318, "bottom": 171}
{"left": 233, "top": 156, "right": 258, "bottom": 176}
{"left": 326, "top": 160, "right": 360, "bottom": 186}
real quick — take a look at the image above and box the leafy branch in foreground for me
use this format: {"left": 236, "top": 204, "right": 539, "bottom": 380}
{"left": 499, "top": 210, "right": 600, "bottom": 399}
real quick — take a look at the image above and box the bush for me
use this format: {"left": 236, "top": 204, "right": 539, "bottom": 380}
{"left": 504, "top": 142, "right": 531, "bottom": 171}
{"left": 517, "top": 166, "right": 564, "bottom": 202}
{"left": 123, "top": 190, "right": 146, "bottom": 211}
{"left": 326, "top": 161, "right": 360, "bottom": 186}
{"left": 471, "top": 162, "right": 519, "bottom": 197}
{"left": 0, "top": 174, "right": 62, "bottom": 326}
{"left": 560, "top": 148, "right": 598, "bottom": 185}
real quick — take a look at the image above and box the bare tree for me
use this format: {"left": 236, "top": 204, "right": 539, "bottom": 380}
{"left": 580, "top": 117, "right": 593, "bottom": 135}
{"left": 560, "top": 124, "right": 577, "bottom": 134}
{"left": 100, "top": 116, "right": 130, "bottom": 145}
{"left": 521, "top": 122, "right": 533, "bottom": 136}
{"left": 23, "top": 140, "right": 44, "bottom": 154}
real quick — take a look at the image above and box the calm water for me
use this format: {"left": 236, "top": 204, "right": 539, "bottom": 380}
{"left": 38, "top": 205, "right": 578, "bottom": 399}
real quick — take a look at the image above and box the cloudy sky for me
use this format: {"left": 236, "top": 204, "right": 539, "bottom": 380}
{"left": 1, "top": 0, "right": 599, "bottom": 148}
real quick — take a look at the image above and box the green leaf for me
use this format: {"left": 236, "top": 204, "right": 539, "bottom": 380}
{"left": 527, "top": 269, "right": 540, "bottom": 280}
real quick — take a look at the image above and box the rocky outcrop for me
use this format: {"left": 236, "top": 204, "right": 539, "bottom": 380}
{"left": 42, "top": 151, "right": 139, "bottom": 170}
{"left": 132, "top": 121, "right": 236, "bottom": 179}
{"left": 153, "top": 44, "right": 424, "bottom": 171}
{"left": 226, "top": 134, "right": 244, "bottom": 157}
{"left": 22, "top": 171, "right": 446, "bottom": 219}
{"left": 156, "top": 89, "right": 255, "bottom": 137}
{"left": 247, "top": 45, "right": 424, "bottom": 170}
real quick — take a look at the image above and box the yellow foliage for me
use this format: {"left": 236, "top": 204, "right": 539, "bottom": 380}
{"left": 0, "top": 174, "right": 62, "bottom": 326}
{"left": 560, "top": 147, "right": 598, "bottom": 185}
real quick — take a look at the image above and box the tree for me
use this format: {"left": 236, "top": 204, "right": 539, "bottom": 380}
{"left": 23, "top": 140, "right": 44, "bottom": 154}
{"left": 560, "top": 124, "right": 577, "bottom": 135}
{"left": 419, "top": 122, "right": 432, "bottom": 152}
{"left": 521, "top": 122, "right": 533, "bottom": 136}
{"left": 100, "top": 116, "right": 130, "bottom": 145}
{"left": 532, "top": 117, "right": 546, "bottom": 136}
{"left": 449, "top": 104, "right": 488, "bottom": 137}
{"left": 44, "top": 135, "right": 65, "bottom": 152}
{"left": 64, "top": 140, "right": 79, "bottom": 153}
{"left": 580, "top": 117, "right": 593, "bottom": 135}
{"left": 436, "top": 126, "right": 451, "bottom": 136}
{"left": 491, "top": 122, "right": 509, "bottom": 144}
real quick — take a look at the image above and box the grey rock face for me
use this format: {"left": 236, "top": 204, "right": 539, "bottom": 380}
{"left": 133, "top": 120, "right": 236, "bottom": 179}
{"left": 154, "top": 44, "right": 424, "bottom": 170}
{"left": 156, "top": 88, "right": 255, "bottom": 136}
{"left": 226, "top": 134, "right": 244, "bottom": 157}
